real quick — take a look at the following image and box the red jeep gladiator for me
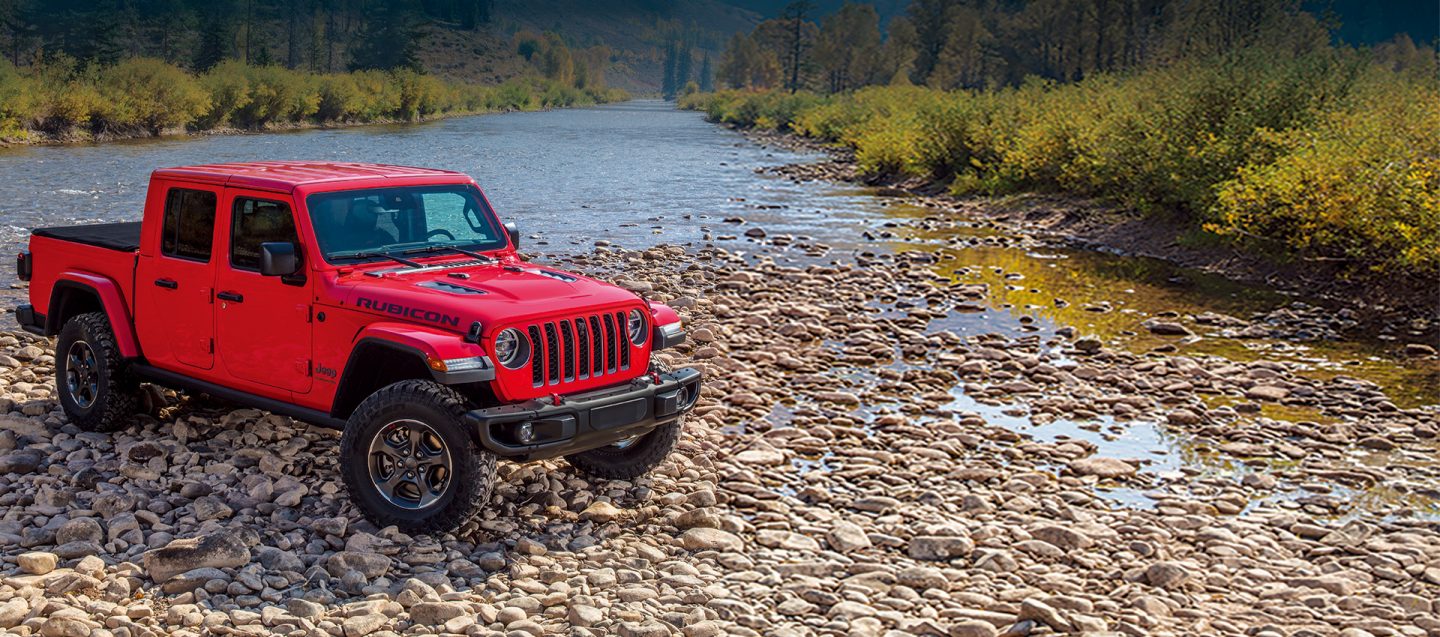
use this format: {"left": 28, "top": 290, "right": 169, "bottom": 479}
{"left": 14, "top": 161, "right": 700, "bottom": 532}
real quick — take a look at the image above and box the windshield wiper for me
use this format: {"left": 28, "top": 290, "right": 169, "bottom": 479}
{"left": 331, "top": 250, "right": 424, "bottom": 269}
{"left": 399, "top": 244, "right": 497, "bottom": 262}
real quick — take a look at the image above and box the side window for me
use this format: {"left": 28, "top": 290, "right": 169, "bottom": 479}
{"left": 161, "top": 188, "right": 217, "bottom": 261}
{"left": 231, "top": 197, "right": 299, "bottom": 271}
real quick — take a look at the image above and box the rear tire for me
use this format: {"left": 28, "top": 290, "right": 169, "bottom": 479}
{"left": 339, "top": 380, "right": 496, "bottom": 534}
{"left": 565, "top": 418, "right": 682, "bottom": 480}
{"left": 55, "top": 312, "right": 138, "bottom": 432}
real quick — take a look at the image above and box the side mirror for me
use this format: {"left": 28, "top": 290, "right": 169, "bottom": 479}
{"left": 504, "top": 222, "right": 520, "bottom": 250}
{"left": 260, "top": 242, "right": 300, "bottom": 277}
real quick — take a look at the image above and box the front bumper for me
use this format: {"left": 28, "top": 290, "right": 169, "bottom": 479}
{"left": 466, "top": 367, "right": 702, "bottom": 461}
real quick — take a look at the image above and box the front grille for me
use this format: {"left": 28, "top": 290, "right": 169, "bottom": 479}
{"left": 525, "top": 311, "right": 635, "bottom": 388}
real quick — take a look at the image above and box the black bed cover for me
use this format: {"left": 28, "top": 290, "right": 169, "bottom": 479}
{"left": 31, "top": 222, "right": 143, "bottom": 252}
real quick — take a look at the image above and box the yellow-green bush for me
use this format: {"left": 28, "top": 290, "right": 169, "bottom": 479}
{"left": 1212, "top": 79, "right": 1440, "bottom": 278}
{"left": 693, "top": 89, "right": 825, "bottom": 130}
{"left": 2, "top": 58, "right": 629, "bottom": 140}
{"left": 0, "top": 59, "right": 37, "bottom": 138}
{"left": 97, "top": 58, "right": 210, "bottom": 133}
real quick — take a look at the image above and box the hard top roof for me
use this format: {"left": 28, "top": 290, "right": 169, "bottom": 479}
{"left": 152, "top": 161, "right": 469, "bottom": 192}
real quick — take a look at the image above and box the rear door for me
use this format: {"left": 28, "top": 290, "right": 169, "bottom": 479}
{"left": 134, "top": 184, "right": 219, "bottom": 370}
{"left": 214, "top": 190, "right": 313, "bottom": 395}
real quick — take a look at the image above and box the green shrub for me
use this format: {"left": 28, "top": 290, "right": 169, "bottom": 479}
{"left": 97, "top": 58, "right": 210, "bottom": 133}
{"left": 0, "top": 59, "right": 37, "bottom": 137}
{"left": 199, "top": 60, "right": 253, "bottom": 127}
{"left": 1211, "top": 78, "right": 1440, "bottom": 278}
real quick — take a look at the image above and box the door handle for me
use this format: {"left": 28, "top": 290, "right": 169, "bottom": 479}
{"left": 154, "top": 278, "right": 178, "bottom": 289}
{"left": 217, "top": 291, "right": 244, "bottom": 303}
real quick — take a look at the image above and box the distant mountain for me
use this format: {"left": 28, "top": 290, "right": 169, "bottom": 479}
{"left": 410, "top": 0, "right": 765, "bottom": 92}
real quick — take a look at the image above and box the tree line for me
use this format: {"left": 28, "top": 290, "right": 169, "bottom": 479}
{"left": 660, "top": 39, "right": 714, "bottom": 99}
{"left": 715, "top": 0, "right": 1428, "bottom": 93}
{"left": 0, "top": 0, "right": 494, "bottom": 74}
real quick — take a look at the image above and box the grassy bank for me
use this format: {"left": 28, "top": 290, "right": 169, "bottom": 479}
{"left": 681, "top": 50, "right": 1439, "bottom": 297}
{"left": 0, "top": 57, "right": 629, "bottom": 145}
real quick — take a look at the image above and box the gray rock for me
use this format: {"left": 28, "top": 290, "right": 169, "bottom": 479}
{"left": 409, "top": 601, "right": 468, "bottom": 625}
{"left": 0, "top": 450, "right": 43, "bottom": 474}
{"left": 908, "top": 535, "right": 974, "bottom": 561}
{"left": 142, "top": 532, "right": 251, "bottom": 582}
{"left": 55, "top": 518, "right": 103, "bottom": 545}
{"left": 1031, "top": 525, "right": 1093, "bottom": 551}
{"left": 0, "top": 598, "right": 27, "bottom": 629}
{"left": 1067, "top": 457, "right": 1137, "bottom": 479}
{"left": 161, "top": 567, "right": 230, "bottom": 594}
{"left": 948, "top": 620, "right": 997, "bottom": 637}
{"left": 680, "top": 527, "right": 743, "bottom": 552}
{"left": 1144, "top": 562, "right": 1191, "bottom": 589}
{"left": 826, "top": 520, "right": 871, "bottom": 553}
{"left": 324, "top": 551, "right": 391, "bottom": 579}
{"left": 1244, "top": 385, "right": 1290, "bottom": 401}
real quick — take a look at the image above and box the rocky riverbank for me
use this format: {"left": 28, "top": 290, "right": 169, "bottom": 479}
{"left": 741, "top": 127, "right": 1440, "bottom": 335}
{"left": 0, "top": 237, "right": 1435, "bottom": 637}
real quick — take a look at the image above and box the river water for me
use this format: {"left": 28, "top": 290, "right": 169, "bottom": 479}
{"left": 0, "top": 100, "right": 879, "bottom": 262}
{"left": 1, "top": 99, "right": 1435, "bottom": 515}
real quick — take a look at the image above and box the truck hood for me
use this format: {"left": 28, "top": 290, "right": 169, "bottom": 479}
{"left": 327, "top": 260, "right": 644, "bottom": 331}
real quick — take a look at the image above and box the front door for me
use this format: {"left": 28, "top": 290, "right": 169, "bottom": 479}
{"left": 215, "top": 191, "right": 313, "bottom": 394}
{"left": 134, "top": 185, "right": 218, "bottom": 370}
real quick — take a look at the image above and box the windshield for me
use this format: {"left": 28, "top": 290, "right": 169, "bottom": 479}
{"left": 306, "top": 185, "right": 506, "bottom": 263}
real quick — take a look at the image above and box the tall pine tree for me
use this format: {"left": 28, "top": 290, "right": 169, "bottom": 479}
{"left": 675, "top": 41, "right": 692, "bottom": 89}
{"left": 698, "top": 52, "right": 713, "bottom": 91}
{"left": 661, "top": 40, "right": 677, "bottom": 99}
{"left": 193, "top": 12, "right": 230, "bottom": 72}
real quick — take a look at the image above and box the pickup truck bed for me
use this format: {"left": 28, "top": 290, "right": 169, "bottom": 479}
{"left": 32, "top": 222, "right": 142, "bottom": 252}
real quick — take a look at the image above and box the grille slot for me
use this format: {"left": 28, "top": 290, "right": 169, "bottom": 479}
{"left": 527, "top": 326, "right": 544, "bottom": 386}
{"left": 603, "top": 313, "right": 617, "bottom": 373}
{"left": 560, "top": 321, "right": 576, "bottom": 382}
{"left": 543, "top": 323, "right": 560, "bottom": 385}
{"left": 523, "top": 311, "right": 637, "bottom": 389}
{"left": 589, "top": 316, "right": 604, "bottom": 375}
{"left": 575, "top": 318, "right": 590, "bottom": 380}
{"left": 617, "top": 311, "right": 631, "bottom": 370}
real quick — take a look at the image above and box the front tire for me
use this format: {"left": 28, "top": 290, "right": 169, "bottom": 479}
{"left": 55, "top": 312, "right": 138, "bottom": 432}
{"left": 565, "top": 418, "right": 682, "bottom": 480}
{"left": 339, "top": 380, "right": 496, "bottom": 534}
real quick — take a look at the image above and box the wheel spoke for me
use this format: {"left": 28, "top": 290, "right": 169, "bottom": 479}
{"left": 381, "top": 467, "right": 409, "bottom": 493}
{"left": 415, "top": 475, "right": 443, "bottom": 508}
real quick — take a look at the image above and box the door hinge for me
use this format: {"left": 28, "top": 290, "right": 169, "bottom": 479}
{"left": 201, "top": 338, "right": 213, "bottom": 354}
{"left": 300, "top": 304, "right": 313, "bottom": 323}
{"left": 296, "top": 359, "right": 311, "bottom": 376}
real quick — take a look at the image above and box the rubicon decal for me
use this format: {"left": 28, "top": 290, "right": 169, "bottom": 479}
{"left": 355, "top": 297, "right": 461, "bottom": 327}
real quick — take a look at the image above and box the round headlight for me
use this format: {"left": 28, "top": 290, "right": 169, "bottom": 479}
{"left": 494, "top": 328, "right": 529, "bottom": 369}
{"left": 627, "top": 309, "right": 647, "bottom": 346}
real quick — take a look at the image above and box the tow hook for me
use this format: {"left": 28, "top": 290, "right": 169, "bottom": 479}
{"left": 550, "top": 393, "right": 562, "bottom": 407}
{"left": 651, "top": 371, "right": 662, "bottom": 385}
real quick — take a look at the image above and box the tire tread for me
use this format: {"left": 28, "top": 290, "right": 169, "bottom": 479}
{"left": 57, "top": 312, "right": 137, "bottom": 432}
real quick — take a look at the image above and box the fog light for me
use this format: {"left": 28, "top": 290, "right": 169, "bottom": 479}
{"left": 515, "top": 422, "right": 534, "bottom": 444}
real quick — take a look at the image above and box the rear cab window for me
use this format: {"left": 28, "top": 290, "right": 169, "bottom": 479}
{"left": 161, "top": 188, "right": 217, "bottom": 261}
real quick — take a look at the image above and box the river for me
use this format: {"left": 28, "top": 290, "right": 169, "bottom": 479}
{"left": 0, "top": 100, "right": 881, "bottom": 264}
{"left": 0, "top": 99, "right": 1434, "bottom": 516}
